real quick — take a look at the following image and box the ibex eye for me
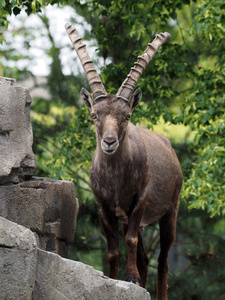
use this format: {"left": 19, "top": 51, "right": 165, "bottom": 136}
{"left": 126, "top": 114, "right": 131, "bottom": 121}
{"left": 91, "top": 113, "right": 97, "bottom": 120}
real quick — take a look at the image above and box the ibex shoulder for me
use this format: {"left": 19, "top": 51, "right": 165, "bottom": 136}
{"left": 133, "top": 125, "right": 172, "bottom": 150}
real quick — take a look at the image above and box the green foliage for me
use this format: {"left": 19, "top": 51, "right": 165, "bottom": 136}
{"left": 168, "top": 205, "right": 225, "bottom": 300}
{"left": 48, "top": 105, "right": 95, "bottom": 184}
{"left": 1, "top": 0, "right": 43, "bottom": 30}
{"left": 176, "top": 0, "right": 225, "bottom": 217}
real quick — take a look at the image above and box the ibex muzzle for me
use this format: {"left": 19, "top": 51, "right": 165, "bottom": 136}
{"left": 101, "top": 115, "right": 119, "bottom": 154}
{"left": 66, "top": 23, "right": 182, "bottom": 300}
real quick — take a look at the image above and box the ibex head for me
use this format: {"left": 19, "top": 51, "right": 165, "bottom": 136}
{"left": 81, "top": 87, "right": 141, "bottom": 155}
{"left": 65, "top": 23, "right": 170, "bottom": 155}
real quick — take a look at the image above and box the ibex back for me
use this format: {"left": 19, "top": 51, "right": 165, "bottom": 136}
{"left": 66, "top": 23, "right": 182, "bottom": 300}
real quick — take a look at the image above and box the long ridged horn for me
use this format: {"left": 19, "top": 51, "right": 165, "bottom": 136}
{"left": 65, "top": 23, "right": 108, "bottom": 101}
{"left": 116, "top": 32, "right": 171, "bottom": 102}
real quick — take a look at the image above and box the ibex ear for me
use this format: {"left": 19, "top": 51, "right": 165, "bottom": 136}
{"left": 81, "top": 87, "right": 95, "bottom": 111}
{"left": 129, "top": 88, "right": 142, "bottom": 112}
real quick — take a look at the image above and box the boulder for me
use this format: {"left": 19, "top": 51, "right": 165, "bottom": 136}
{"left": 0, "top": 177, "right": 79, "bottom": 257}
{"left": 33, "top": 249, "right": 151, "bottom": 300}
{"left": 0, "top": 217, "right": 151, "bottom": 300}
{"left": 0, "top": 217, "right": 37, "bottom": 300}
{"left": 0, "top": 76, "right": 36, "bottom": 184}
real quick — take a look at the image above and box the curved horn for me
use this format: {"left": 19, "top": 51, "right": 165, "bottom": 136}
{"left": 65, "top": 23, "right": 108, "bottom": 101}
{"left": 116, "top": 32, "right": 171, "bottom": 102}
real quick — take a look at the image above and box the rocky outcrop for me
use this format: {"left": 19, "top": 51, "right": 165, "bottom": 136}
{"left": 0, "top": 77, "right": 79, "bottom": 258}
{"left": 0, "top": 217, "right": 151, "bottom": 300}
{"left": 0, "top": 176, "right": 79, "bottom": 258}
{"left": 0, "top": 77, "right": 36, "bottom": 184}
{"left": 0, "top": 217, "right": 37, "bottom": 300}
{"left": 34, "top": 249, "right": 151, "bottom": 300}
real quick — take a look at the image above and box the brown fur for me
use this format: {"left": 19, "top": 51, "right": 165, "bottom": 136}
{"left": 81, "top": 90, "right": 182, "bottom": 300}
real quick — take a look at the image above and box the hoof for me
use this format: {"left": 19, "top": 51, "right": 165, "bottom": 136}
{"left": 126, "top": 274, "right": 141, "bottom": 285}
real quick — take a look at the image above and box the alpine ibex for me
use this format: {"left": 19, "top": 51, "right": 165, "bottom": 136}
{"left": 66, "top": 23, "right": 182, "bottom": 300}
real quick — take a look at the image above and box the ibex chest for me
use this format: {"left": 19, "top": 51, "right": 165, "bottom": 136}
{"left": 90, "top": 153, "right": 148, "bottom": 216}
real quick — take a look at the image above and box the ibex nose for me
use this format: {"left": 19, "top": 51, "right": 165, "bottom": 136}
{"left": 104, "top": 139, "right": 116, "bottom": 147}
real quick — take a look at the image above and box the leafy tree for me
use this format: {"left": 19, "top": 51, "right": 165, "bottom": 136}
{"left": 179, "top": 1, "right": 225, "bottom": 217}
{"left": 1, "top": 0, "right": 44, "bottom": 32}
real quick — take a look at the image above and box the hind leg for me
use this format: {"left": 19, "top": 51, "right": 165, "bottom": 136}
{"left": 157, "top": 205, "right": 178, "bottom": 300}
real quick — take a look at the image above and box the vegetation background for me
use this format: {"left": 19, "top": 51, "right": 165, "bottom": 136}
{"left": 1, "top": 0, "right": 225, "bottom": 299}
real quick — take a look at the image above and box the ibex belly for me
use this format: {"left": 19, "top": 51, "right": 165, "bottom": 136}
{"left": 138, "top": 129, "right": 181, "bottom": 226}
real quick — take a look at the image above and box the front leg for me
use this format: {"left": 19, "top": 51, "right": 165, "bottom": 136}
{"left": 124, "top": 196, "right": 146, "bottom": 285}
{"left": 99, "top": 206, "right": 119, "bottom": 279}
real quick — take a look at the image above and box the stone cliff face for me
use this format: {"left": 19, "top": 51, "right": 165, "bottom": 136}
{"left": 0, "top": 77, "right": 36, "bottom": 184}
{"left": 0, "top": 76, "right": 151, "bottom": 300}
{"left": 0, "top": 217, "right": 150, "bottom": 300}
{"left": 0, "top": 177, "right": 79, "bottom": 258}
{"left": 0, "top": 217, "right": 37, "bottom": 300}
{"left": 0, "top": 76, "right": 78, "bottom": 258}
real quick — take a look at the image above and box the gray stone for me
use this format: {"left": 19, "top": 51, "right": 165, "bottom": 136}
{"left": 0, "top": 76, "right": 36, "bottom": 184}
{"left": 0, "top": 217, "right": 37, "bottom": 300}
{"left": 0, "top": 217, "right": 150, "bottom": 300}
{"left": 34, "top": 249, "right": 151, "bottom": 300}
{"left": 0, "top": 177, "right": 79, "bottom": 257}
